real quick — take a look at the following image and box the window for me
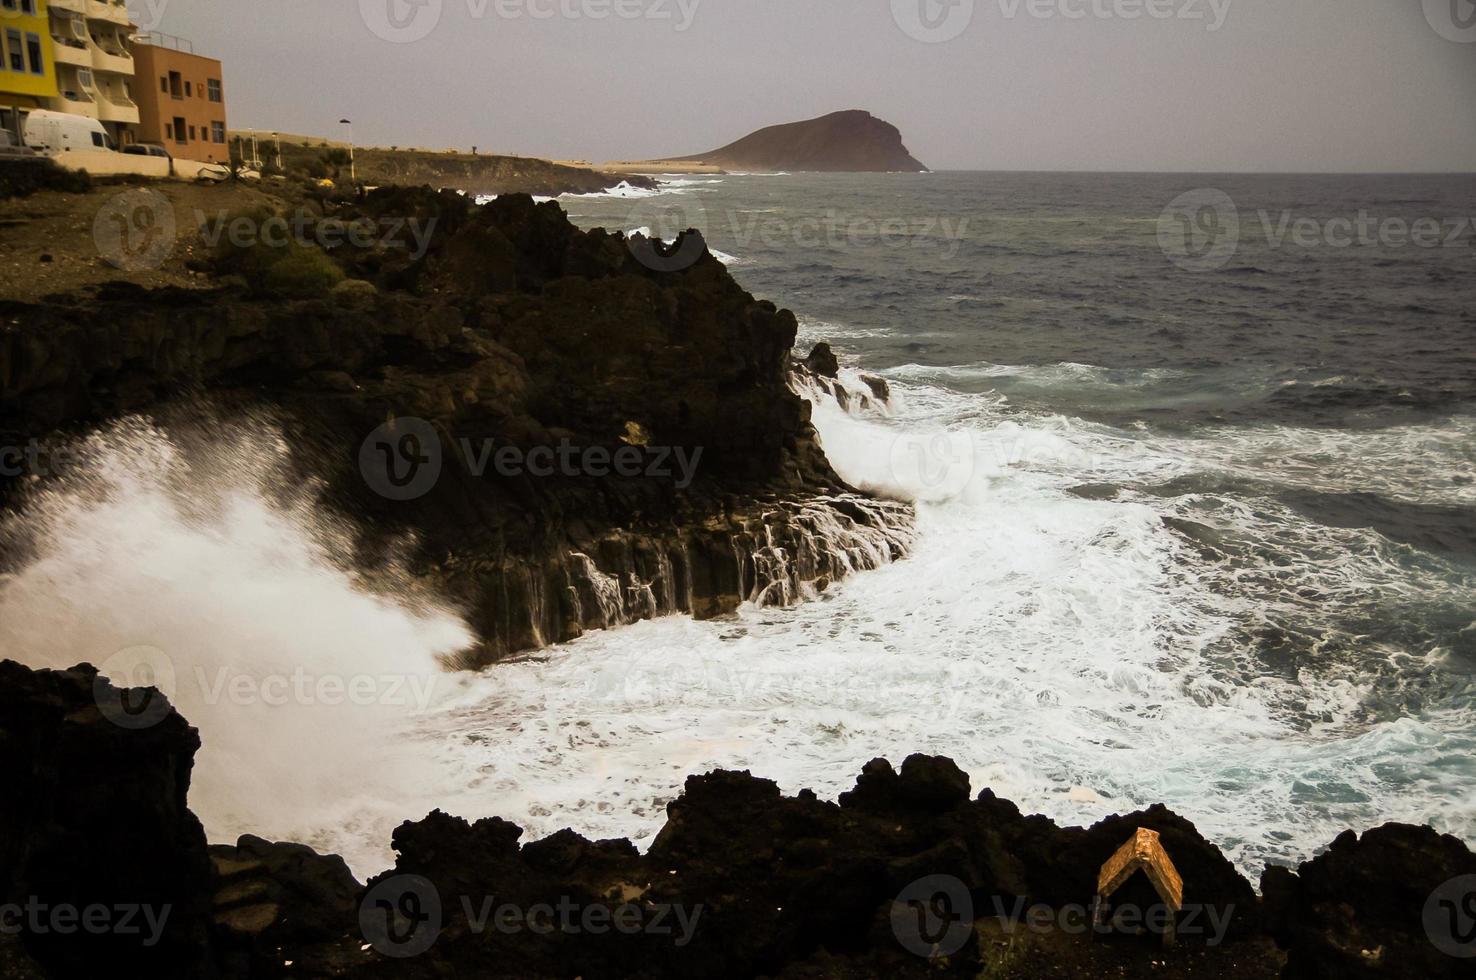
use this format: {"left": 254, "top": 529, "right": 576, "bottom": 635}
{"left": 0, "top": 1, "right": 16, "bottom": 12}
{"left": 207, "top": 78, "right": 221, "bottom": 102}
{"left": 160, "top": 76, "right": 168, "bottom": 92}
{"left": 77, "top": 68, "right": 93, "bottom": 89}
{"left": 164, "top": 122, "right": 172, "bottom": 139}
{"left": 168, "top": 70, "right": 181, "bottom": 98}
{"left": 184, "top": 80, "right": 191, "bottom": 97}
{"left": 172, "top": 116, "right": 186, "bottom": 145}
{"left": 25, "top": 32, "right": 41, "bottom": 75}
{"left": 211, "top": 121, "right": 225, "bottom": 144}
{"left": 21, "top": 0, "right": 35, "bottom": 13}
{"left": 5, "top": 31, "right": 21, "bottom": 73}
{"left": 91, "top": 132, "right": 104, "bottom": 148}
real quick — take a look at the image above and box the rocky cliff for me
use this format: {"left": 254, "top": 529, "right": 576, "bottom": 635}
{"left": 677, "top": 110, "right": 928, "bottom": 173}
{"left": 0, "top": 183, "right": 912, "bottom": 663}
{"left": 3, "top": 659, "right": 1471, "bottom": 980}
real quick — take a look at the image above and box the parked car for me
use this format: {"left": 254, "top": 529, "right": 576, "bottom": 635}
{"left": 22, "top": 110, "right": 112, "bottom": 155}
{"left": 123, "top": 143, "right": 171, "bottom": 159}
{"left": 0, "top": 131, "right": 38, "bottom": 158}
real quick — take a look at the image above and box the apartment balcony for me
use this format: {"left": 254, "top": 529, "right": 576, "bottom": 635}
{"left": 91, "top": 47, "right": 134, "bottom": 75}
{"left": 50, "top": 0, "right": 87, "bottom": 12}
{"left": 51, "top": 40, "right": 92, "bottom": 68}
{"left": 86, "top": 0, "right": 133, "bottom": 26}
{"left": 52, "top": 94, "right": 99, "bottom": 119}
{"left": 95, "top": 94, "right": 139, "bottom": 125}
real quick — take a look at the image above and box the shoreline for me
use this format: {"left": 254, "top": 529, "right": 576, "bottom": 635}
{"left": 3, "top": 658, "right": 1472, "bottom": 978}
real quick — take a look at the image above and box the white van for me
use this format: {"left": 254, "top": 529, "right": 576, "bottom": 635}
{"left": 23, "top": 111, "right": 113, "bottom": 156}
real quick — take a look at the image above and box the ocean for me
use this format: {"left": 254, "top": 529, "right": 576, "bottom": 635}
{"left": 2, "top": 172, "right": 1472, "bottom": 880}
{"left": 476, "top": 171, "right": 1476, "bottom": 876}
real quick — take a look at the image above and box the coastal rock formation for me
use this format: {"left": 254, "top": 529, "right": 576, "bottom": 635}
{"left": 677, "top": 110, "right": 928, "bottom": 173}
{"left": 0, "top": 661, "right": 215, "bottom": 978}
{"left": 1262, "top": 825, "right": 1476, "bottom": 979}
{"left": 4, "top": 658, "right": 1471, "bottom": 979}
{"left": 0, "top": 186, "right": 913, "bottom": 662}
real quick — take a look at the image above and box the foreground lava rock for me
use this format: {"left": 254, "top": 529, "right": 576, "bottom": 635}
{"left": 2, "top": 660, "right": 1472, "bottom": 979}
{"left": 0, "top": 188, "right": 912, "bottom": 663}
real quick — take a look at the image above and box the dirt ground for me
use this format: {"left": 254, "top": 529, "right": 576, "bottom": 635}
{"left": 0, "top": 179, "right": 292, "bottom": 303}
{"left": 973, "top": 919, "right": 1286, "bottom": 980}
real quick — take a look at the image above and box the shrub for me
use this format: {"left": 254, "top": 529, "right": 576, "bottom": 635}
{"left": 0, "top": 158, "right": 93, "bottom": 199}
{"left": 263, "top": 245, "right": 344, "bottom": 298}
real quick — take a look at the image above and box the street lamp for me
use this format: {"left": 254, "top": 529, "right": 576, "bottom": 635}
{"left": 339, "top": 118, "right": 355, "bottom": 184}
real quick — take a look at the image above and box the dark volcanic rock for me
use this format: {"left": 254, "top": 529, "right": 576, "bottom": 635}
{"left": 0, "top": 660, "right": 215, "bottom": 979}
{"left": 1262, "top": 824, "right": 1476, "bottom": 979}
{"left": 1, "top": 659, "right": 1467, "bottom": 979}
{"left": 677, "top": 110, "right": 928, "bottom": 173}
{"left": 0, "top": 190, "right": 914, "bottom": 663}
{"left": 803, "top": 342, "right": 840, "bottom": 379}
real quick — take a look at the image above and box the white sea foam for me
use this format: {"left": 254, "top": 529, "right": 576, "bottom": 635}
{"left": 0, "top": 417, "right": 476, "bottom": 876}
{"left": 3, "top": 375, "right": 1470, "bottom": 883}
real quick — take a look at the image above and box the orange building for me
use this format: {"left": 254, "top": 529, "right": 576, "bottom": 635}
{"left": 130, "top": 35, "right": 226, "bottom": 162}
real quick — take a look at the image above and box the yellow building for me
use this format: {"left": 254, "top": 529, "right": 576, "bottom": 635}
{"left": 0, "top": 0, "right": 60, "bottom": 140}
{"left": 43, "top": 0, "right": 140, "bottom": 145}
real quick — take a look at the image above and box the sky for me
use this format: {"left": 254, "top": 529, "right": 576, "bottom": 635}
{"left": 134, "top": 0, "right": 1476, "bottom": 172}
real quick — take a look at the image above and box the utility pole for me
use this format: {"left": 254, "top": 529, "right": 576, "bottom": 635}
{"left": 339, "top": 118, "right": 355, "bottom": 183}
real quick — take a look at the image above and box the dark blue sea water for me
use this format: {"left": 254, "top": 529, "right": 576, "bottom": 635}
{"left": 542, "top": 172, "right": 1476, "bottom": 872}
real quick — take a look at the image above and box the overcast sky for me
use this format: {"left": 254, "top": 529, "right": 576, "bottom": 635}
{"left": 137, "top": 0, "right": 1475, "bottom": 171}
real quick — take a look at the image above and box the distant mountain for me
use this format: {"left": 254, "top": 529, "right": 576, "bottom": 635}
{"left": 677, "top": 110, "right": 927, "bottom": 173}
